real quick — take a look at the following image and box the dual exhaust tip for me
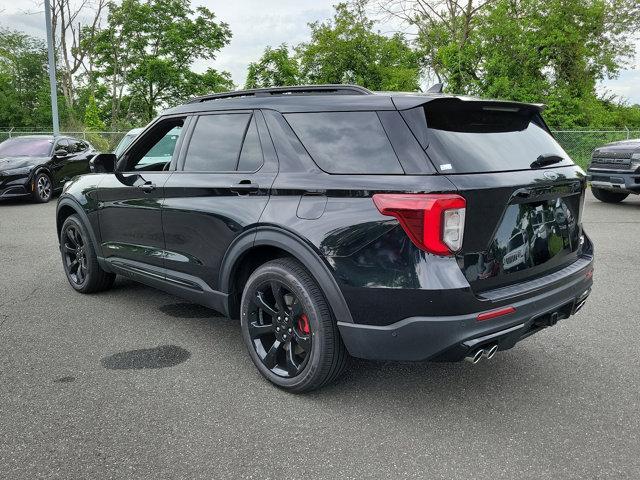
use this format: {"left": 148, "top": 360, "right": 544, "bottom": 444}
{"left": 465, "top": 344, "right": 499, "bottom": 364}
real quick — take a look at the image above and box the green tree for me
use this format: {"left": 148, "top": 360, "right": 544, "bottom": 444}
{"left": 88, "top": 0, "right": 234, "bottom": 125}
{"left": 245, "top": 44, "right": 301, "bottom": 89}
{"left": 84, "top": 94, "right": 106, "bottom": 131}
{"left": 0, "top": 29, "right": 56, "bottom": 128}
{"left": 371, "top": 0, "right": 640, "bottom": 127}
{"left": 296, "top": 3, "right": 420, "bottom": 91}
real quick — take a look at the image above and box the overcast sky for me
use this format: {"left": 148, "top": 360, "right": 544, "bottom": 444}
{"left": 1, "top": 0, "right": 638, "bottom": 104}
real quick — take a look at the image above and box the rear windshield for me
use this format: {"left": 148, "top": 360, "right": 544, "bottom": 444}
{"left": 0, "top": 137, "right": 52, "bottom": 157}
{"left": 284, "top": 112, "right": 403, "bottom": 174}
{"left": 414, "top": 101, "right": 573, "bottom": 173}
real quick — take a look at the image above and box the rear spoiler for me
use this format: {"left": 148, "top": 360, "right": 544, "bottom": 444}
{"left": 390, "top": 94, "right": 546, "bottom": 112}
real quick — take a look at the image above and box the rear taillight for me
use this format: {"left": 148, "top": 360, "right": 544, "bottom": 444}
{"left": 372, "top": 193, "right": 466, "bottom": 256}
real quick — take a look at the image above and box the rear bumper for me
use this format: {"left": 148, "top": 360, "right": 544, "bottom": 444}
{"left": 587, "top": 169, "right": 640, "bottom": 193}
{"left": 337, "top": 257, "right": 593, "bottom": 362}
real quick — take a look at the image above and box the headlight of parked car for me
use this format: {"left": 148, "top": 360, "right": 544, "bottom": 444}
{"left": 631, "top": 152, "right": 640, "bottom": 171}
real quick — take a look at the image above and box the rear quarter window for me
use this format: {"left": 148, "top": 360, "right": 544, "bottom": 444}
{"left": 284, "top": 112, "right": 404, "bottom": 174}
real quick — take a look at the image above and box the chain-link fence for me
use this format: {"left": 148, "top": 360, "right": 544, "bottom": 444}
{"left": 1, "top": 128, "right": 638, "bottom": 170}
{"left": 552, "top": 129, "right": 640, "bottom": 169}
{"left": 0, "top": 130, "right": 127, "bottom": 152}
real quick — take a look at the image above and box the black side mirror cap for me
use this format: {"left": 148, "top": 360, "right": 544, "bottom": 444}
{"left": 90, "top": 153, "right": 117, "bottom": 173}
{"left": 54, "top": 149, "right": 68, "bottom": 158}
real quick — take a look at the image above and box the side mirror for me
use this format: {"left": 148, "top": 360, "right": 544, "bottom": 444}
{"left": 89, "top": 153, "right": 117, "bottom": 173}
{"left": 54, "top": 149, "right": 68, "bottom": 158}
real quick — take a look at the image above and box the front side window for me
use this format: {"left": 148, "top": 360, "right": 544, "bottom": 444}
{"left": 183, "top": 113, "right": 252, "bottom": 172}
{"left": 70, "top": 140, "right": 86, "bottom": 153}
{"left": 284, "top": 112, "right": 403, "bottom": 174}
{"left": 122, "top": 118, "right": 184, "bottom": 171}
{"left": 55, "top": 139, "right": 71, "bottom": 154}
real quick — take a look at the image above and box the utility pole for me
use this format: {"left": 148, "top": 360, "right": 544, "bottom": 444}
{"left": 44, "top": 0, "right": 60, "bottom": 137}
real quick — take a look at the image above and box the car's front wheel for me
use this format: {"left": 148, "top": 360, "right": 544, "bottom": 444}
{"left": 60, "top": 214, "right": 115, "bottom": 293}
{"left": 592, "top": 187, "right": 629, "bottom": 203}
{"left": 240, "top": 258, "right": 348, "bottom": 392}
{"left": 32, "top": 172, "right": 52, "bottom": 203}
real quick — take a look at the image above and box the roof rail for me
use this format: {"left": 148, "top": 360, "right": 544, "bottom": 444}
{"left": 188, "top": 84, "right": 373, "bottom": 103}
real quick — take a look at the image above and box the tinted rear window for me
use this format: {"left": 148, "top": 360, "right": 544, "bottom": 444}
{"left": 415, "top": 101, "right": 573, "bottom": 173}
{"left": 184, "top": 114, "right": 250, "bottom": 172}
{"left": 285, "top": 112, "right": 403, "bottom": 174}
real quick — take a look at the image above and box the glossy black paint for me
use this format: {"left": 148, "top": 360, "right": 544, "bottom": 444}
{"left": 57, "top": 88, "right": 594, "bottom": 363}
{"left": 0, "top": 136, "right": 95, "bottom": 200}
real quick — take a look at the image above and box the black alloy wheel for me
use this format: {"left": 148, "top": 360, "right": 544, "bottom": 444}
{"left": 591, "top": 187, "right": 629, "bottom": 204}
{"left": 240, "top": 258, "right": 348, "bottom": 392}
{"left": 60, "top": 214, "right": 115, "bottom": 293}
{"left": 247, "top": 279, "right": 312, "bottom": 378}
{"left": 33, "top": 172, "right": 52, "bottom": 203}
{"left": 62, "top": 223, "right": 88, "bottom": 286}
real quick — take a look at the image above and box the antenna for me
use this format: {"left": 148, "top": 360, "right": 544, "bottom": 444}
{"left": 426, "top": 83, "right": 444, "bottom": 94}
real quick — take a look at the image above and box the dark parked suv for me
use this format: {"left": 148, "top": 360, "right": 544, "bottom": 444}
{"left": 56, "top": 85, "right": 594, "bottom": 392}
{"left": 587, "top": 138, "right": 640, "bottom": 203}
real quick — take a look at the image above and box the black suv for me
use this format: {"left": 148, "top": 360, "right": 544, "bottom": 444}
{"left": 587, "top": 138, "right": 640, "bottom": 203}
{"left": 56, "top": 85, "right": 594, "bottom": 392}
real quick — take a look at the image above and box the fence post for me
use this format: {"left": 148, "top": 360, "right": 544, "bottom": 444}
{"left": 624, "top": 126, "right": 630, "bottom": 140}
{"left": 8, "top": 127, "right": 14, "bottom": 138}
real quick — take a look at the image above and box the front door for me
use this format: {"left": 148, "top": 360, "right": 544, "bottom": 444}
{"left": 162, "top": 110, "right": 277, "bottom": 295}
{"left": 97, "top": 117, "right": 186, "bottom": 273}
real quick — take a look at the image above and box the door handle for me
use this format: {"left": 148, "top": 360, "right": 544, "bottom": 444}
{"left": 231, "top": 180, "right": 259, "bottom": 195}
{"left": 138, "top": 182, "right": 156, "bottom": 193}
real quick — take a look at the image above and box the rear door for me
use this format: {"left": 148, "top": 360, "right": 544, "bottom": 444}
{"left": 161, "top": 110, "right": 277, "bottom": 293}
{"left": 403, "top": 98, "right": 587, "bottom": 292}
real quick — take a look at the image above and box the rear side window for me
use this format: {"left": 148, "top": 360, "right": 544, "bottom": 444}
{"left": 184, "top": 113, "right": 251, "bottom": 172}
{"left": 414, "top": 100, "right": 573, "bottom": 173}
{"left": 285, "top": 112, "right": 403, "bottom": 174}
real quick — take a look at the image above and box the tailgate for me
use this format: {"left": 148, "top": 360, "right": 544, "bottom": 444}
{"left": 447, "top": 167, "right": 587, "bottom": 292}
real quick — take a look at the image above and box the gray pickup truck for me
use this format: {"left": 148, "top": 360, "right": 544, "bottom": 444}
{"left": 587, "top": 139, "right": 640, "bottom": 203}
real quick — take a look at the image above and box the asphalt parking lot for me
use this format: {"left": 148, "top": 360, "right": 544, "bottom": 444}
{"left": 1, "top": 190, "right": 639, "bottom": 479}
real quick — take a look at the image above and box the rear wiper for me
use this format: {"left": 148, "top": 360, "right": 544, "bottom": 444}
{"left": 530, "top": 153, "right": 564, "bottom": 169}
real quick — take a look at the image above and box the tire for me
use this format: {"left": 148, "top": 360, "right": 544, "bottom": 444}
{"left": 240, "top": 258, "right": 348, "bottom": 393}
{"left": 591, "top": 187, "right": 629, "bottom": 203}
{"left": 32, "top": 172, "right": 53, "bottom": 203}
{"left": 60, "top": 214, "right": 115, "bottom": 293}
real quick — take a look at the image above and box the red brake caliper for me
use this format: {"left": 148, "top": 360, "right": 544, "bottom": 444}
{"left": 297, "top": 314, "right": 310, "bottom": 335}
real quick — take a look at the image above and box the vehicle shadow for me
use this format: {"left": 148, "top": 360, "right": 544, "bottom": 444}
{"left": 103, "top": 277, "right": 599, "bottom": 420}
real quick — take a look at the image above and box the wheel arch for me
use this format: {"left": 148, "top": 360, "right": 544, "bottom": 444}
{"left": 30, "top": 165, "right": 53, "bottom": 192}
{"left": 56, "top": 197, "right": 103, "bottom": 258}
{"left": 220, "top": 226, "right": 354, "bottom": 324}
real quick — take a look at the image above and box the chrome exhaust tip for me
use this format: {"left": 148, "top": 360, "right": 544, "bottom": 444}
{"left": 483, "top": 344, "right": 499, "bottom": 360}
{"left": 465, "top": 349, "right": 483, "bottom": 364}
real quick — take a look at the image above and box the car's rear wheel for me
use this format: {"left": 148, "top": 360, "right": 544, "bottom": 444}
{"left": 240, "top": 258, "right": 348, "bottom": 392}
{"left": 60, "top": 214, "right": 115, "bottom": 293}
{"left": 591, "top": 187, "right": 629, "bottom": 203}
{"left": 32, "top": 172, "right": 52, "bottom": 203}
